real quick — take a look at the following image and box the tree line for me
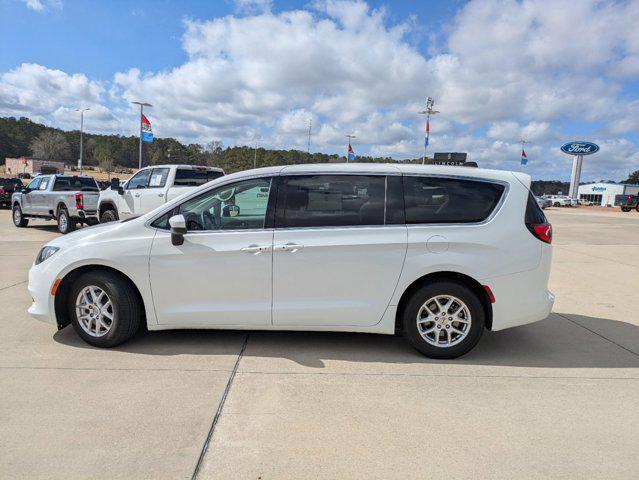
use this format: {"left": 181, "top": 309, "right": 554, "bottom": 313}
{"left": 1, "top": 116, "right": 637, "bottom": 186}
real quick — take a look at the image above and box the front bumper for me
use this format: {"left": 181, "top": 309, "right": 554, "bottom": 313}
{"left": 27, "top": 262, "right": 58, "bottom": 325}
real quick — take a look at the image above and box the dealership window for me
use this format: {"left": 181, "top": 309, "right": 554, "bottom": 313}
{"left": 579, "top": 194, "right": 602, "bottom": 205}
{"left": 403, "top": 176, "right": 505, "bottom": 224}
{"left": 277, "top": 175, "right": 386, "bottom": 228}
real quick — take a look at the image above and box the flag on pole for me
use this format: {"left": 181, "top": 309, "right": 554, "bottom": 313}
{"left": 520, "top": 148, "right": 528, "bottom": 165}
{"left": 347, "top": 143, "right": 355, "bottom": 162}
{"left": 424, "top": 117, "right": 430, "bottom": 147}
{"left": 141, "top": 114, "right": 154, "bottom": 142}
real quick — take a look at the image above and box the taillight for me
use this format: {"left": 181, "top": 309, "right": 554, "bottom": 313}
{"left": 75, "top": 193, "right": 84, "bottom": 210}
{"left": 528, "top": 223, "right": 552, "bottom": 244}
{"left": 629, "top": 196, "right": 633, "bottom": 201}
{"left": 0, "top": 188, "right": 5, "bottom": 195}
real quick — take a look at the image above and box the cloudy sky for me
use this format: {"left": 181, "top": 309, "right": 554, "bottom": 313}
{"left": 1, "top": 0, "right": 638, "bottom": 180}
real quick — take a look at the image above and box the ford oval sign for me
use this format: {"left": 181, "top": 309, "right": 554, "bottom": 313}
{"left": 560, "top": 141, "right": 599, "bottom": 156}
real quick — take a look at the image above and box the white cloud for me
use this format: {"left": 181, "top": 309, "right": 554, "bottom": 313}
{"left": 20, "top": 0, "right": 61, "bottom": 12}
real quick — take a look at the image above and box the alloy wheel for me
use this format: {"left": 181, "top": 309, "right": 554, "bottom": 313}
{"left": 416, "top": 295, "right": 472, "bottom": 348}
{"left": 75, "top": 286, "right": 114, "bottom": 337}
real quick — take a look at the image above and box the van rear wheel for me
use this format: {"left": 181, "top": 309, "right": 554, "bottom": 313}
{"left": 402, "top": 281, "right": 485, "bottom": 359}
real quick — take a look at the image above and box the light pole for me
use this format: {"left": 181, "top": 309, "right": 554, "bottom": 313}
{"left": 418, "top": 97, "right": 439, "bottom": 164}
{"left": 345, "top": 134, "right": 356, "bottom": 162}
{"left": 76, "top": 108, "right": 90, "bottom": 174}
{"left": 307, "top": 119, "right": 312, "bottom": 157}
{"left": 131, "top": 101, "right": 152, "bottom": 169}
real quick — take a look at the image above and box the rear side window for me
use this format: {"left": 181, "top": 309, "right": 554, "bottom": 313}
{"left": 148, "top": 168, "right": 170, "bottom": 188}
{"left": 174, "top": 168, "right": 224, "bottom": 186}
{"left": 525, "top": 191, "right": 547, "bottom": 224}
{"left": 403, "top": 176, "right": 505, "bottom": 224}
{"left": 277, "top": 175, "right": 386, "bottom": 228}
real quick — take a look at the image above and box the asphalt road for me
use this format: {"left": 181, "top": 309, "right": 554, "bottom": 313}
{"left": 1, "top": 207, "right": 638, "bottom": 479}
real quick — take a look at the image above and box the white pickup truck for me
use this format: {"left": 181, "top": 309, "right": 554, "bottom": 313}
{"left": 98, "top": 164, "right": 225, "bottom": 223}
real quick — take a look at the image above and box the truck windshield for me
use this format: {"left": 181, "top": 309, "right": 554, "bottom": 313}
{"left": 53, "top": 177, "right": 99, "bottom": 192}
{"left": 174, "top": 169, "right": 224, "bottom": 186}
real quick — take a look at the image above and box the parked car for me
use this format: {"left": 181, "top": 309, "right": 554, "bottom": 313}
{"left": 18, "top": 172, "right": 31, "bottom": 179}
{"left": 543, "top": 195, "right": 572, "bottom": 207}
{"left": 535, "top": 196, "right": 551, "bottom": 209}
{"left": 26, "top": 164, "right": 554, "bottom": 359}
{"left": 615, "top": 194, "right": 639, "bottom": 212}
{"left": 0, "top": 177, "right": 24, "bottom": 208}
{"left": 97, "top": 164, "right": 224, "bottom": 223}
{"left": 12, "top": 174, "right": 100, "bottom": 234}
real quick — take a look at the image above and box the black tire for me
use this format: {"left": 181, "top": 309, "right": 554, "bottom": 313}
{"left": 57, "top": 207, "right": 76, "bottom": 234}
{"left": 68, "top": 270, "right": 141, "bottom": 348}
{"left": 12, "top": 204, "right": 28, "bottom": 227}
{"left": 402, "top": 281, "right": 485, "bottom": 359}
{"left": 621, "top": 207, "right": 631, "bottom": 212}
{"left": 100, "top": 208, "right": 118, "bottom": 223}
{"left": 553, "top": 202, "right": 561, "bottom": 207}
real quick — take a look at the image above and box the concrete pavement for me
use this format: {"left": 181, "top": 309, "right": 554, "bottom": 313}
{"left": 0, "top": 207, "right": 638, "bottom": 479}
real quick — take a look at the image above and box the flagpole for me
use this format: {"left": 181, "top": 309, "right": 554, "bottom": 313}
{"left": 132, "top": 101, "right": 152, "bottom": 170}
{"left": 418, "top": 96, "right": 439, "bottom": 165}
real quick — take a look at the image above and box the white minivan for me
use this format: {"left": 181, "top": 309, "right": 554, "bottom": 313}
{"left": 27, "top": 164, "right": 554, "bottom": 359}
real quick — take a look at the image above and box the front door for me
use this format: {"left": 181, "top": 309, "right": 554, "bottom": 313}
{"left": 122, "top": 169, "right": 151, "bottom": 218}
{"left": 22, "top": 177, "right": 41, "bottom": 214}
{"left": 139, "top": 167, "right": 170, "bottom": 213}
{"left": 272, "top": 174, "right": 407, "bottom": 327}
{"left": 149, "top": 176, "right": 274, "bottom": 326}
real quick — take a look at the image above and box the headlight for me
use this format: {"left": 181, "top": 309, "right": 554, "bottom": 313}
{"left": 35, "top": 246, "right": 60, "bottom": 265}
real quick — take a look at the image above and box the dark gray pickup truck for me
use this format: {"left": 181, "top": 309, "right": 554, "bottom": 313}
{"left": 11, "top": 174, "right": 100, "bottom": 233}
{"left": 615, "top": 194, "right": 639, "bottom": 212}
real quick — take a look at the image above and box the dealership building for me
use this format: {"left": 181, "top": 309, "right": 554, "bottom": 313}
{"left": 4, "top": 157, "right": 65, "bottom": 176}
{"left": 578, "top": 182, "right": 639, "bottom": 206}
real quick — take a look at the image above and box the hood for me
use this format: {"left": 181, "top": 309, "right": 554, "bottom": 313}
{"left": 46, "top": 217, "right": 146, "bottom": 249}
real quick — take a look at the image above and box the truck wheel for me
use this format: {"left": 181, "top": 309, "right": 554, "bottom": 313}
{"left": 67, "top": 270, "right": 142, "bottom": 348}
{"left": 402, "top": 281, "right": 485, "bottom": 359}
{"left": 621, "top": 207, "right": 631, "bottom": 212}
{"left": 553, "top": 202, "right": 561, "bottom": 207}
{"left": 12, "top": 204, "right": 28, "bottom": 227}
{"left": 57, "top": 207, "right": 76, "bottom": 234}
{"left": 100, "top": 209, "right": 118, "bottom": 223}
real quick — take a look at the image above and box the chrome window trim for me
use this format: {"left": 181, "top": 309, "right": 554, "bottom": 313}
{"left": 146, "top": 171, "right": 510, "bottom": 232}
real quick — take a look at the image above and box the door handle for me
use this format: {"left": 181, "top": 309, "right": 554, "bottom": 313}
{"left": 241, "top": 244, "right": 271, "bottom": 254}
{"left": 274, "top": 243, "right": 304, "bottom": 253}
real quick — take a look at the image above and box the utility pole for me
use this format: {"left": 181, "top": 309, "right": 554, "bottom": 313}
{"left": 131, "top": 101, "right": 152, "bottom": 169}
{"left": 76, "top": 108, "right": 90, "bottom": 174}
{"left": 345, "top": 134, "right": 356, "bottom": 162}
{"left": 307, "top": 119, "right": 312, "bottom": 157}
{"left": 418, "top": 96, "right": 439, "bottom": 164}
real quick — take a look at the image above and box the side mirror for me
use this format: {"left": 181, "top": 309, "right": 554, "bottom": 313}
{"left": 169, "top": 214, "right": 187, "bottom": 246}
{"left": 110, "top": 177, "right": 120, "bottom": 189}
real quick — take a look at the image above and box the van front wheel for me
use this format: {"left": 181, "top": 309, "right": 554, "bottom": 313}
{"left": 402, "top": 281, "right": 485, "bottom": 359}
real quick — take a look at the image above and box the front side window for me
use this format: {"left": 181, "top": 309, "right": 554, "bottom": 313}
{"left": 178, "top": 177, "right": 272, "bottom": 231}
{"left": 278, "top": 175, "right": 386, "bottom": 228}
{"left": 404, "top": 176, "right": 505, "bottom": 224}
{"left": 127, "top": 169, "right": 152, "bottom": 189}
{"left": 26, "top": 178, "right": 41, "bottom": 190}
{"left": 174, "top": 168, "right": 224, "bottom": 186}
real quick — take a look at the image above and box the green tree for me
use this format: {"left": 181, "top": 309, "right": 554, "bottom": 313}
{"left": 625, "top": 170, "right": 639, "bottom": 184}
